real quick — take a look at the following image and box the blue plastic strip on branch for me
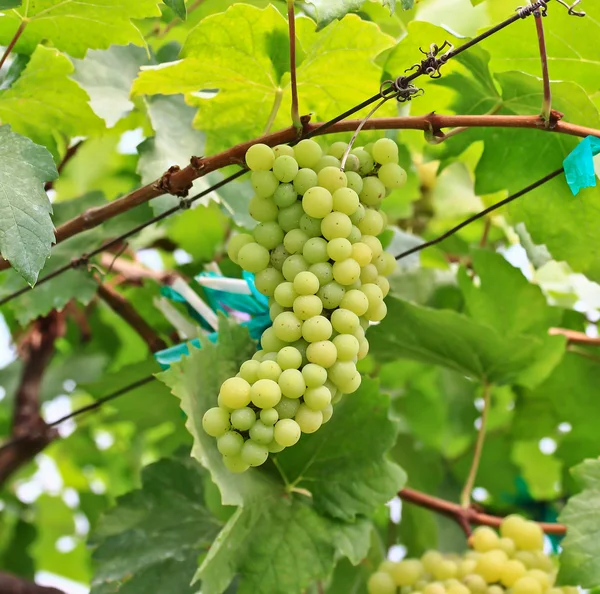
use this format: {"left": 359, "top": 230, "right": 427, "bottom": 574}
{"left": 563, "top": 135, "right": 600, "bottom": 195}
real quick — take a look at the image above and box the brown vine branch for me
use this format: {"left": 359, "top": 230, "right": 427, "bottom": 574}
{"left": 44, "top": 140, "right": 84, "bottom": 191}
{"left": 534, "top": 12, "right": 552, "bottom": 126}
{"left": 0, "top": 112, "right": 596, "bottom": 275}
{"left": 0, "top": 19, "right": 28, "bottom": 72}
{"left": 288, "top": 0, "right": 301, "bottom": 131}
{"left": 549, "top": 327, "right": 600, "bottom": 346}
{"left": 0, "top": 311, "right": 65, "bottom": 487}
{"left": 398, "top": 488, "right": 567, "bottom": 535}
{"left": 96, "top": 279, "right": 168, "bottom": 353}
{"left": 461, "top": 382, "right": 492, "bottom": 509}
{"left": 0, "top": 572, "right": 65, "bottom": 594}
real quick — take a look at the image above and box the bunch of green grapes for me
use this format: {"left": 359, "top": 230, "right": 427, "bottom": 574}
{"left": 368, "top": 515, "right": 576, "bottom": 594}
{"left": 202, "top": 137, "right": 406, "bottom": 473}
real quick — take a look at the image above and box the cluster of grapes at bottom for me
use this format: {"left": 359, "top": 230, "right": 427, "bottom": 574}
{"left": 368, "top": 515, "right": 575, "bottom": 594}
{"left": 202, "top": 137, "right": 407, "bottom": 472}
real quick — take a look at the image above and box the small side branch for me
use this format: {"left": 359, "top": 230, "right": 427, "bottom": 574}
{"left": 534, "top": 12, "right": 552, "bottom": 126}
{"left": 398, "top": 488, "right": 566, "bottom": 535}
{"left": 0, "top": 20, "right": 28, "bottom": 71}
{"left": 461, "top": 382, "right": 492, "bottom": 509}
{"left": 45, "top": 140, "right": 84, "bottom": 191}
{"left": 549, "top": 327, "right": 600, "bottom": 346}
{"left": 288, "top": 0, "right": 301, "bottom": 131}
{"left": 0, "top": 573, "right": 64, "bottom": 594}
{"left": 96, "top": 281, "right": 168, "bottom": 353}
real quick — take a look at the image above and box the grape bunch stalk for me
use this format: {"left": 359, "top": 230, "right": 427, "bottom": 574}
{"left": 368, "top": 515, "right": 576, "bottom": 594}
{"left": 202, "top": 136, "right": 406, "bottom": 472}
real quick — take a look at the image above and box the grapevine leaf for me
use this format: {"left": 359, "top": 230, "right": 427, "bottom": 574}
{"left": 0, "top": 46, "right": 105, "bottom": 156}
{"left": 0, "top": 0, "right": 162, "bottom": 58}
{"left": 71, "top": 45, "right": 149, "bottom": 128}
{"left": 369, "top": 296, "right": 546, "bottom": 385}
{"left": 90, "top": 457, "right": 222, "bottom": 594}
{"left": 0, "top": 125, "right": 57, "bottom": 285}
{"left": 276, "top": 378, "right": 406, "bottom": 521}
{"left": 305, "top": 0, "right": 398, "bottom": 27}
{"left": 512, "top": 441, "right": 563, "bottom": 501}
{"left": 0, "top": 0, "right": 21, "bottom": 9}
{"left": 558, "top": 458, "right": 600, "bottom": 588}
{"left": 162, "top": 0, "right": 186, "bottom": 20}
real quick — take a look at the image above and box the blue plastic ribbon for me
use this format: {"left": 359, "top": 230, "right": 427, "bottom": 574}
{"left": 563, "top": 135, "right": 600, "bottom": 196}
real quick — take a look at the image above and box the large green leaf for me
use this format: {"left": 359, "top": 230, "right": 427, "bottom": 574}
{"left": 558, "top": 458, "right": 600, "bottom": 588}
{"left": 0, "top": 125, "right": 57, "bottom": 285}
{"left": 369, "top": 296, "right": 546, "bottom": 385}
{"left": 90, "top": 457, "right": 222, "bottom": 594}
{"left": 0, "top": 46, "right": 105, "bottom": 156}
{"left": 163, "top": 0, "right": 186, "bottom": 20}
{"left": 133, "top": 5, "right": 394, "bottom": 152}
{"left": 0, "top": 0, "right": 162, "bottom": 58}
{"left": 305, "top": 0, "right": 397, "bottom": 27}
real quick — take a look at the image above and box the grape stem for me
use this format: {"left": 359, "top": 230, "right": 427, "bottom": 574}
{"left": 0, "top": 19, "right": 28, "bottom": 72}
{"left": 533, "top": 10, "right": 553, "bottom": 128}
{"left": 398, "top": 487, "right": 567, "bottom": 536}
{"left": 460, "top": 382, "right": 492, "bottom": 510}
{"left": 288, "top": 0, "right": 301, "bottom": 132}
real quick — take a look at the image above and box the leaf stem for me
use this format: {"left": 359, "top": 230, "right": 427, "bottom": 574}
{"left": 461, "top": 382, "right": 492, "bottom": 509}
{"left": 549, "top": 327, "right": 600, "bottom": 346}
{"left": 0, "top": 19, "right": 28, "bottom": 72}
{"left": 288, "top": 0, "right": 301, "bottom": 131}
{"left": 534, "top": 12, "right": 552, "bottom": 127}
{"left": 264, "top": 87, "right": 283, "bottom": 135}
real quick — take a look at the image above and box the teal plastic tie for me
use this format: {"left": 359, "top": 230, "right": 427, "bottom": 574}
{"left": 563, "top": 135, "right": 600, "bottom": 196}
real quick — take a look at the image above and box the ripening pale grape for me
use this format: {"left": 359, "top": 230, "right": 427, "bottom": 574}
{"left": 273, "top": 144, "right": 294, "bottom": 158}
{"left": 202, "top": 407, "right": 231, "bottom": 437}
{"left": 353, "top": 148, "right": 375, "bottom": 176}
{"left": 308, "top": 262, "right": 333, "bottom": 286}
{"left": 241, "top": 440, "right": 269, "bottom": 467}
{"left": 303, "top": 236, "right": 329, "bottom": 263}
{"left": 246, "top": 143, "right": 275, "bottom": 171}
{"left": 293, "top": 270, "right": 320, "bottom": 295}
{"left": 278, "top": 201, "right": 304, "bottom": 232}
{"left": 332, "top": 258, "right": 361, "bottom": 285}
{"left": 282, "top": 254, "right": 309, "bottom": 281}
{"left": 372, "top": 137, "right": 399, "bottom": 164}
{"left": 228, "top": 233, "right": 254, "bottom": 263}
{"left": 237, "top": 243, "right": 270, "bottom": 273}
{"left": 318, "top": 281, "right": 346, "bottom": 309}
{"left": 273, "top": 155, "right": 299, "bottom": 182}
{"left": 274, "top": 418, "right": 301, "bottom": 446}
{"left": 367, "top": 571, "right": 396, "bottom": 594}
{"left": 314, "top": 155, "right": 340, "bottom": 172}
{"left": 295, "top": 404, "right": 323, "bottom": 433}
{"left": 302, "top": 315, "right": 332, "bottom": 343}
{"left": 321, "top": 211, "right": 352, "bottom": 240}
{"left": 273, "top": 311, "right": 303, "bottom": 342}
{"left": 275, "top": 396, "right": 300, "bottom": 419}
{"left": 260, "top": 408, "right": 279, "bottom": 425}
{"left": 251, "top": 170, "right": 279, "bottom": 198}
{"left": 294, "top": 139, "right": 322, "bottom": 168}
{"left": 318, "top": 166, "right": 347, "bottom": 193}
{"left": 274, "top": 183, "right": 298, "bottom": 208}
{"left": 304, "top": 386, "right": 332, "bottom": 410}
{"left": 379, "top": 162, "right": 407, "bottom": 188}
{"left": 302, "top": 186, "right": 333, "bottom": 218}
{"left": 278, "top": 368, "right": 306, "bottom": 399}
{"left": 327, "top": 238, "right": 353, "bottom": 261}
{"left": 294, "top": 168, "right": 318, "bottom": 194}
{"left": 293, "top": 295, "right": 323, "bottom": 320}
{"left": 346, "top": 170, "right": 364, "bottom": 194}
{"left": 360, "top": 176, "right": 386, "bottom": 206}
{"left": 249, "top": 420, "right": 274, "bottom": 445}
{"left": 332, "top": 187, "right": 360, "bottom": 215}
{"left": 283, "top": 229, "right": 309, "bottom": 254}
{"left": 300, "top": 213, "right": 322, "bottom": 237}
{"left": 306, "top": 340, "right": 338, "bottom": 368}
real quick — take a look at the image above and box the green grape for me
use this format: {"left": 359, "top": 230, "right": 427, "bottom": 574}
{"left": 309, "top": 262, "right": 334, "bottom": 286}
{"left": 315, "top": 155, "right": 340, "bottom": 172}
{"left": 366, "top": 300, "right": 387, "bottom": 322}
{"left": 500, "top": 515, "right": 527, "bottom": 544}
{"left": 252, "top": 351, "right": 265, "bottom": 361}
{"left": 496, "top": 537, "right": 516, "bottom": 557}
{"left": 358, "top": 336, "right": 370, "bottom": 360}
{"left": 274, "top": 282, "right": 298, "bottom": 308}
{"left": 282, "top": 254, "right": 310, "bottom": 281}
{"left": 302, "top": 186, "right": 333, "bottom": 218}
{"left": 372, "top": 138, "right": 399, "bottom": 165}
{"left": 328, "top": 141, "right": 349, "bottom": 159}
{"left": 362, "top": 235, "right": 383, "bottom": 258}
{"left": 349, "top": 202, "right": 366, "bottom": 225}
{"left": 294, "top": 139, "right": 322, "bottom": 168}
{"left": 302, "top": 363, "right": 328, "bottom": 388}
{"left": 358, "top": 208, "right": 385, "bottom": 236}
{"left": 350, "top": 242, "right": 372, "bottom": 267}
{"left": 292, "top": 338, "right": 309, "bottom": 362}
{"left": 202, "top": 407, "right": 231, "bottom": 437}
{"left": 346, "top": 171, "right": 364, "bottom": 194}
{"left": 273, "top": 144, "right": 294, "bottom": 158}
{"left": 327, "top": 238, "right": 352, "bottom": 261}
{"left": 332, "top": 259, "right": 361, "bottom": 285}
{"left": 528, "top": 569, "right": 551, "bottom": 590}
{"left": 512, "top": 576, "right": 542, "bottom": 594}
{"left": 360, "top": 263, "right": 379, "bottom": 284}
{"left": 237, "top": 242, "right": 270, "bottom": 274}
{"left": 379, "top": 162, "right": 407, "bottom": 188}
{"left": 294, "top": 168, "right": 319, "bottom": 195}
{"left": 300, "top": 213, "right": 323, "bottom": 237}
{"left": 268, "top": 440, "right": 286, "bottom": 453}
{"left": 513, "top": 551, "right": 536, "bottom": 568}
{"left": 433, "top": 559, "right": 457, "bottom": 580}
{"left": 499, "top": 560, "right": 527, "bottom": 587}
{"left": 447, "top": 585, "right": 469, "bottom": 594}
{"left": 325, "top": 379, "right": 339, "bottom": 399}
{"left": 423, "top": 584, "right": 445, "bottom": 594}
{"left": 293, "top": 295, "right": 323, "bottom": 320}
{"left": 344, "top": 153, "right": 360, "bottom": 172}
{"left": 260, "top": 408, "right": 279, "bottom": 425}
{"left": 531, "top": 551, "right": 554, "bottom": 572}
{"left": 273, "top": 155, "right": 299, "bottom": 182}
{"left": 255, "top": 267, "right": 285, "bottom": 297}
{"left": 274, "top": 418, "right": 302, "bottom": 447}
{"left": 249, "top": 195, "right": 278, "bottom": 222}
{"left": 352, "top": 148, "right": 375, "bottom": 176}
{"left": 250, "top": 378, "right": 282, "bottom": 408}
{"left": 340, "top": 289, "right": 370, "bottom": 316}
{"left": 270, "top": 244, "right": 290, "bottom": 270}
{"left": 304, "top": 385, "right": 332, "bottom": 410}
{"left": 283, "top": 229, "right": 309, "bottom": 254}
{"left": 367, "top": 571, "right": 396, "bottom": 594}
{"left": 251, "top": 170, "right": 279, "bottom": 198}
{"left": 321, "top": 403, "right": 334, "bottom": 423}
{"left": 463, "top": 574, "right": 487, "bottom": 594}
{"left": 390, "top": 559, "right": 423, "bottom": 586}
{"left": 331, "top": 308, "right": 360, "bottom": 334}
{"left": 421, "top": 551, "right": 444, "bottom": 573}
{"left": 321, "top": 211, "right": 352, "bottom": 240}
{"left": 337, "top": 368, "right": 362, "bottom": 394}
{"left": 470, "top": 526, "right": 499, "bottom": 553}
{"left": 360, "top": 176, "right": 386, "bottom": 207}
{"left": 317, "top": 166, "right": 347, "bottom": 193}
{"left": 253, "top": 221, "right": 284, "bottom": 250}
{"left": 458, "top": 559, "right": 477, "bottom": 578}
{"left": 257, "top": 360, "right": 282, "bottom": 381}
{"left": 239, "top": 360, "right": 260, "bottom": 384}
{"left": 277, "top": 346, "right": 302, "bottom": 370}
{"left": 374, "top": 251, "right": 397, "bottom": 276}
{"left": 317, "top": 281, "right": 346, "bottom": 309}
{"left": 303, "top": 237, "right": 329, "bottom": 263}
{"left": 241, "top": 440, "right": 269, "bottom": 467}
{"left": 262, "top": 351, "right": 278, "bottom": 362}
{"left": 347, "top": 225, "right": 362, "bottom": 244}
{"left": 249, "top": 420, "right": 274, "bottom": 444}
{"left": 230, "top": 407, "right": 256, "bottom": 431}
{"left": 246, "top": 143, "right": 275, "bottom": 171}
{"left": 274, "top": 183, "right": 298, "bottom": 208}
{"left": 362, "top": 283, "right": 384, "bottom": 308}
{"left": 273, "top": 311, "right": 303, "bottom": 342}
{"left": 475, "top": 550, "right": 507, "bottom": 583}
{"left": 278, "top": 201, "right": 304, "bottom": 232}
{"left": 306, "top": 340, "right": 338, "bottom": 368}
{"left": 332, "top": 334, "right": 359, "bottom": 361}
{"left": 516, "top": 521, "right": 544, "bottom": 551}
{"left": 278, "top": 368, "right": 306, "bottom": 399}
{"left": 302, "top": 315, "right": 333, "bottom": 342}
{"left": 261, "top": 327, "right": 287, "bottom": 353}
{"left": 275, "top": 396, "right": 301, "bottom": 419}
{"left": 228, "top": 233, "right": 254, "bottom": 263}
{"left": 217, "top": 431, "right": 244, "bottom": 456}
{"left": 295, "top": 404, "right": 323, "bottom": 433}
{"left": 219, "top": 377, "right": 252, "bottom": 409}
{"left": 376, "top": 275, "right": 390, "bottom": 297}
{"left": 293, "top": 270, "right": 320, "bottom": 295}
{"left": 223, "top": 455, "right": 250, "bottom": 473}
{"left": 328, "top": 360, "right": 357, "bottom": 386}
